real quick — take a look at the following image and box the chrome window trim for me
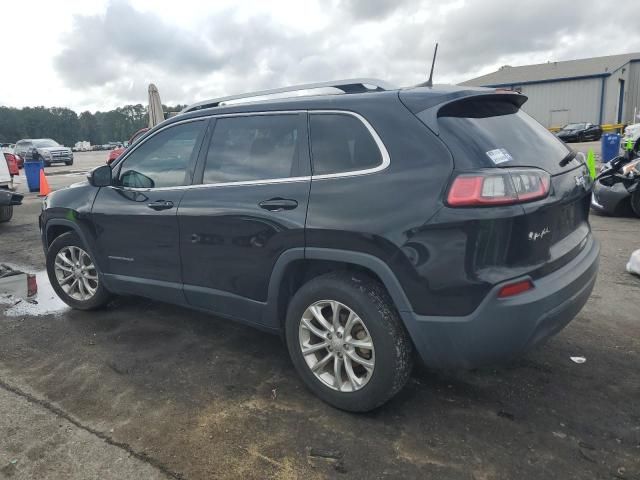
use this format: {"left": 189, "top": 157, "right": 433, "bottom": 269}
{"left": 111, "top": 109, "right": 389, "bottom": 192}
{"left": 308, "top": 110, "right": 390, "bottom": 180}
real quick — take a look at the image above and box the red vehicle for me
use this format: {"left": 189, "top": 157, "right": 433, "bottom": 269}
{"left": 107, "top": 128, "right": 149, "bottom": 164}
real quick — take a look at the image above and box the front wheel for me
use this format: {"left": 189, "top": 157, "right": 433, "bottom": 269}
{"left": 46, "top": 231, "right": 111, "bottom": 310}
{"left": 285, "top": 272, "right": 413, "bottom": 412}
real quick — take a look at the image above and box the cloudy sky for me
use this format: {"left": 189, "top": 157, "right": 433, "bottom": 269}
{"left": 2, "top": 0, "right": 640, "bottom": 112}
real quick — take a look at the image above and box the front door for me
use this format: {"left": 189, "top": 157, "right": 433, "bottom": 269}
{"left": 178, "top": 113, "right": 310, "bottom": 326}
{"left": 92, "top": 119, "right": 207, "bottom": 303}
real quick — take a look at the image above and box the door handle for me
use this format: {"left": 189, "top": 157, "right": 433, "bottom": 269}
{"left": 258, "top": 198, "right": 298, "bottom": 212}
{"left": 147, "top": 200, "right": 174, "bottom": 211}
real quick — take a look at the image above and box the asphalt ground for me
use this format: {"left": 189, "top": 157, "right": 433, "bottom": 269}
{"left": 0, "top": 144, "right": 639, "bottom": 479}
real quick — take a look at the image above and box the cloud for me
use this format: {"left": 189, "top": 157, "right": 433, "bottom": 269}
{"left": 340, "top": 0, "right": 407, "bottom": 20}
{"left": 51, "top": 0, "right": 640, "bottom": 111}
{"left": 55, "top": 1, "right": 225, "bottom": 89}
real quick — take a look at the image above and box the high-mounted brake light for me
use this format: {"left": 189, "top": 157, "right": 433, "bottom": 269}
{"left": 498, "top": 279, "right": 534, "bottom": 298}
{"left": 447, "top": 169, "right": 550, "bottom": 207}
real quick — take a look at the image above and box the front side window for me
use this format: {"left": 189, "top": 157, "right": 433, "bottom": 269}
{"left": 203, "top": 114, "right": 302, "bottom": 184}
{"left": 309, "top": 113, "right": 382, "bottom": 175}
{"left": 117, "top": 121, "right": 204, "bottom": 189}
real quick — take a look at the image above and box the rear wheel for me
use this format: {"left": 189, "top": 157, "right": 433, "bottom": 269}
{"left": 46, "top": 232, "right": 111, "bottom": 310}
{"left": 0, "top": 205, "right": 13, "bottom": 223}
{"left": 285, "top": 272, "right": 413, "bottom": 412}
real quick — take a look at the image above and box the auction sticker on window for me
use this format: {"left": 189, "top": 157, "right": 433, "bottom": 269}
{"left": 486, "top": 148, "right": 513, "bottom": 165}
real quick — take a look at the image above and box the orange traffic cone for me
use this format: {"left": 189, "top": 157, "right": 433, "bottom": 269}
{"left": 39, "top": 168, "right": 51, "bottom": 196}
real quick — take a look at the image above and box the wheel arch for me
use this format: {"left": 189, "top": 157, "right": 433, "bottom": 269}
{"left": 264, "top": 247, "right": 413, "bottom": 331}
{"left": 43, "top": 218, "right": 103, "bottom": 270}
{"left": 44, "top": 219, "right": 84, "bottom": 247}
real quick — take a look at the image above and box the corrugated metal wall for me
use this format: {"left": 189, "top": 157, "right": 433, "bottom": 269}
{"left": 624, "top": 62, "right": 640, "bottom": 124}
{"left": 517, "top": 78, "right": 601, "bottom": 127}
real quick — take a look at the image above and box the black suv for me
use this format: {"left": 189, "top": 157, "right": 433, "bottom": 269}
{"left": 40, "top": 79, "right": 599, "bottom": 411}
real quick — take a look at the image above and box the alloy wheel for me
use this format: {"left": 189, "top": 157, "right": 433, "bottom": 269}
{"left": 54, "top": 246, "right": 99, "bottom": 301}
{"left": 298, "top": 300, "right": 375, "bottom": 392}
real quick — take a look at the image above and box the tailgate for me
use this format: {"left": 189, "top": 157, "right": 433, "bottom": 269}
{"left": 514, "top": 163, "right": 592, "bottom": 275}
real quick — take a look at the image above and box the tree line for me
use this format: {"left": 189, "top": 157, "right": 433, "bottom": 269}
{"left": 0, "top": 104, "right": 186, "bottom": 147}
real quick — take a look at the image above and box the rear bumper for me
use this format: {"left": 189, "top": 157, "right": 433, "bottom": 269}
{"left": 401, "top": 235, "right": 599, "bottom": 368}
{"left": 0, "top": 188, "right": 23, "bottom": 206}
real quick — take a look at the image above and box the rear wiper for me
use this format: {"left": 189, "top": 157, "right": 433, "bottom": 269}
{"left": 559, "top": 151, "right": 577, "bottom": 167}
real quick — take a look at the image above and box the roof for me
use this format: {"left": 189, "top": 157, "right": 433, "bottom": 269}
{"left": 461, "top": 52, "right": 640, "bottom": 87}
{"left": 164, "top": 84, "right": 501, "bottom": 131}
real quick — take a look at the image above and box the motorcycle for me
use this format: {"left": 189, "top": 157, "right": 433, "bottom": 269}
{"left": 591, "top": 154, "right": 640, "bottom": 217}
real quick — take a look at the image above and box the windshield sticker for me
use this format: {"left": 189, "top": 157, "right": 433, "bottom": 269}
{"left": 486, "top": 148, "right": 513, "bottom": 165}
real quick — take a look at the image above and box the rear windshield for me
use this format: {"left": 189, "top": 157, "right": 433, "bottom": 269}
{"left": 425, "top": 99, "right": 578, "bottom": 175}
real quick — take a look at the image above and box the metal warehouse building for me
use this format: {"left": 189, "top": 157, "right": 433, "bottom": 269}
{"left": 461, "top": 52, "right": 640, "bottom": 128}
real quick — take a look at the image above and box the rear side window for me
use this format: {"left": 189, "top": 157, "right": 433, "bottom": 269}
{"left": 118, "top": 120, "right": 205, "bottom": 189}
{"left": 203, "top": 114, "right": 303, "bottom": 184}
{"left": 309, "top": 113, "right": 382, "bottom": 175}
{"left": 429, "top": 99, "right": 576, "bottom": 175}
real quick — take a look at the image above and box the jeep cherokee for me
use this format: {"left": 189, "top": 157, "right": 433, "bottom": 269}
{"left": 40, "top": 79, "right": 599, "bottom": 412}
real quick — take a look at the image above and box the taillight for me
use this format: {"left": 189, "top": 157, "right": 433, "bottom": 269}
{"left": 447, "top": 169, "right": 550, "bottom": 207}
{"left": 3, "top": 153, "right": 19, "bottom": 176}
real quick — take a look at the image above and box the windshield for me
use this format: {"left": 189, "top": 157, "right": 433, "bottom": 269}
{"left": 428, "top": 98, "right": 578, "bottom": 175}
{"left": 563, "top": 123, "right": 586, "bottom": 130}
{"left": 32, "top": 139, "right": 60, "bottom": 148}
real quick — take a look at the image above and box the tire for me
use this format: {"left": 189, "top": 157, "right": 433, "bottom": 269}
{"left": 65, "top": 160, "right": 73, "bottom": 166}
{"left": 285, "top": 272, "right": 413, "bottom": 412}
{"left": 631, "top": 190, "right": 640, "bottom": 218}
{"left": 0, "top": 205, "right": 13, "bottom": 223}
{"left": 46, "top": 231, "right": 111, "bottom": 310}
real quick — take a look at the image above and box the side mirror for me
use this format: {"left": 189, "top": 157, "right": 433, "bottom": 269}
{"left": 89, "top": 165, "right": 112, "bottom": 187}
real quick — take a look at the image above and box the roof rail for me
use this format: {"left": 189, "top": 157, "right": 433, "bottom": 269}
{"left": 181, "top": 78, "right": 396, "bottom": 113}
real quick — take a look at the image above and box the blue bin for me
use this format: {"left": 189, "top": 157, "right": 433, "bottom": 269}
{"left": 601, "top": 133, "right": 621, "bottom": 163}
{"left": 24, "top": 160, "right": 44, "bottom": 192}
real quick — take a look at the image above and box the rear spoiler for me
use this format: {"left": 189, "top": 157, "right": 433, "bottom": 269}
{"left": 399, "top": 88, "right": 527, "bottom": 136}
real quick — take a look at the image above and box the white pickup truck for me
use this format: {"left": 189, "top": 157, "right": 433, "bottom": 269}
{"left": 0, "top": 153, "right": 23, "bottom": 222}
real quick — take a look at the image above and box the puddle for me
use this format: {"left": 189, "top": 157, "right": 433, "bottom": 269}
{"left": 0, "top": 268, "right": 69, "bottom": 317}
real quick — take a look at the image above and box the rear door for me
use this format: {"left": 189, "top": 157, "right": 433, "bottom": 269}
{"left": 427, "top": 96, "right": 592, "bottom": 273}
{"left": 178, "top": 112, "right": 310, "bottom": 325}
{"left": 91, "top": 119, "right": 207, "bottom": 303}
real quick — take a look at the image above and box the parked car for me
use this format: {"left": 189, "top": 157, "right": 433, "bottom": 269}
{"left": 107, "top": 128, "right": 149, "bottom": 164}
{"left": 40, "top": 79, "right": 599, "bottom": 411}
{"left": 14, "top": 139, "right": 73, "bottom": 166}
{"left": 591, "top": 155, "right": 640, "bottom": 217}
{"left": 555, "top": 123, "right": 602, "bottom": 142}
{"left": 0, "top": 153, "right": 23, "bottom": 222}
